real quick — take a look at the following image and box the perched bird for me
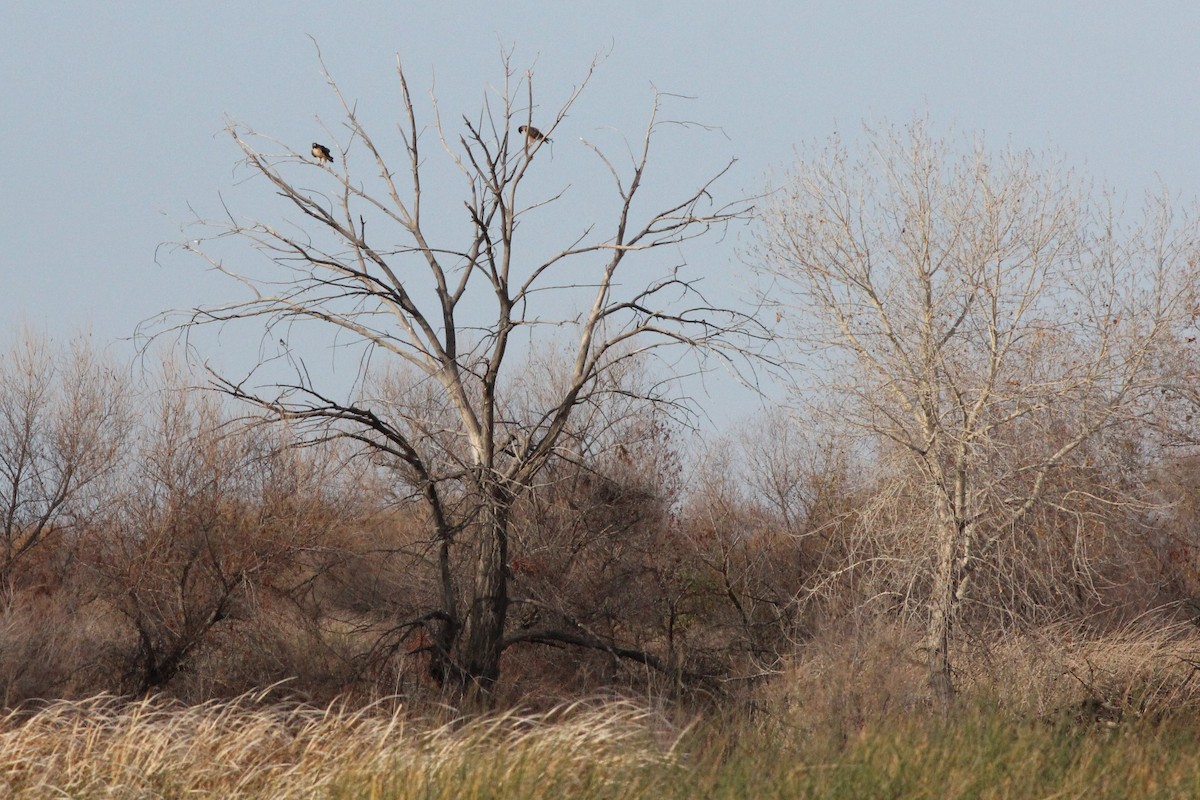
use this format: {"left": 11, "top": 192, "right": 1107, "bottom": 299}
{"left": 518, "top": 125, "right": 549, "bottom": 145}
{"left": 311, "top": 142, "right": 333, "bottom": 164}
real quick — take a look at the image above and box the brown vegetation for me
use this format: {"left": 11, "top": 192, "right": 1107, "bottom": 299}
{"left": 2, "top": 330, "right": 1199, "bottom": 719}
{"left": 7, "top": 59, "right": 1200, "bottom": 800}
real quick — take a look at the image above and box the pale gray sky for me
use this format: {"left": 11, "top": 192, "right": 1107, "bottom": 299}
{"left": 2, "top": 2, "right": 1198, "bottom": 428}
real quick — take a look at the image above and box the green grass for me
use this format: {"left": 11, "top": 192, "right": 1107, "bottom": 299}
{"left": 674, "top": 708, "right": 1200, "bottom": 799}
{"left": 3, "top": 694, "right": 1200, "bottom": 798}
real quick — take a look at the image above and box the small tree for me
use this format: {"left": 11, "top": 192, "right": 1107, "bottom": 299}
{"left": 163, "top": 51, "right": 755, "bottom": 699}
{"left": 0, "top": 331, "right": 131, "bottom": 594}
{"left": 755, "top": 120, "right": 1200, "bottom": 702}
{"left": 87, "top": 366, "right": 349, "bottom": 696}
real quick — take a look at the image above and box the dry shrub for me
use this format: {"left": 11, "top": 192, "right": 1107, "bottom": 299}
{"left": 757, "top": 614, "right": 1200, "bottom": 741}
{"left": 957, "top": 618, "right": 1200, "bottom": 723}
{"left": 78, "top": 368, "right": 365, "bottom": 698}
{"left": 0, "top": 582, "right": 130, "bottom": 705}
{"left": 503, "top": 417, "right": 688, "bottom": 684}
{"left": 503, "top": 412, "right": 813, "bottom": 701}
{"left": 760, "top": 617, "right": 930, "bottom": 740}
{"left": 173, "top": 602, "right": 356, "bottom": 704}
{"left": 0, "top": 593, "right": 82, "bottom": 705}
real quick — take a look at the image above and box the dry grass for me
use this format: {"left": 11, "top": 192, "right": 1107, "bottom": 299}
{"left": 7, "top": 623, "right": 1200, "bottom": 799}
{"left": 0, "top": 692, "right": 678, "bottom": 799}
{"left": 765, "top": 616, "right": 1200, "bottom": 732}
{"left": 957, "top": 617, "right": 1200, "bottom": 722}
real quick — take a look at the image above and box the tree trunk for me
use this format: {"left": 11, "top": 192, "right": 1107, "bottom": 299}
{"left": 428, "top": 523, "right": 461, "bottom": 686}
{"left": 427, "top": 613, "right": 461, "bottom": 687}
{"left": 464, "top": 490, "right": 510, "bottom": 697}
{"left": 926, "top": 514, "right": 959, "bottom": 708}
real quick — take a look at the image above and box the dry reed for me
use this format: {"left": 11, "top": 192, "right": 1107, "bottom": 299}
{"left": 0, "top": 692, "right": 677, "bottom": 798}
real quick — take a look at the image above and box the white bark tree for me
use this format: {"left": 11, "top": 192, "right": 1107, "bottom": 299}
{"left": 159, "top": 51, "right": 756, "bottom": 698}
{"left": 755, "top": 120, "right": 1200, "bottom": 702}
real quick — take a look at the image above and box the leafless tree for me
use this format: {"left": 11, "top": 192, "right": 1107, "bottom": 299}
{"left": 755, "top": 120, "right": 1200, "bottom": 703}
{"left": 87, "top": 364, "right": 349, "bottom": 695}
{"left": 157, "top": 50, "right": 757, "bottom": 699}
{"left": 0, "top": 331, "right": 131, "bottom": 595}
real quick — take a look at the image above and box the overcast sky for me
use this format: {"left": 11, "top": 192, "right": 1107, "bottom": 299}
{"left": 3, "top": 2, "right": 1198, "bottom": 430}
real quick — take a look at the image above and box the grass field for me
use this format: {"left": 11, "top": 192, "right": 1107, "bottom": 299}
{"left": 3, "top": 691, "right": 1200, "bottom": 799}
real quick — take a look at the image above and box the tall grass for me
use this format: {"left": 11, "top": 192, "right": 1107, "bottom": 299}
{"left": 694, "top": 709, "right": 1200, "bottom": 799}
{"left": 0, "top": 693, "right": 675, "bottom": 799}
{"left": 6, "top": 622, "right": 1200, "bottom": 798}
{"left": 4, "top": 693, "right": 1200, "bottom": 798}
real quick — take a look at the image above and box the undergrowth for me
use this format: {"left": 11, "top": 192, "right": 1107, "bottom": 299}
{"left": 7, "top": 622, "right": 1200, "bottom": 799}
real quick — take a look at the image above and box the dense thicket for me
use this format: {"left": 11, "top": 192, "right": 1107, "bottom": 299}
{"left": 1, "top": 331, "right": 1198, "bottom": 711}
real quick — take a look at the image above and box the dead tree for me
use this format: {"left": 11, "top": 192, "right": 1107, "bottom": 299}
{"left": 158, "top": 50, "right": 757, "bottom": 699}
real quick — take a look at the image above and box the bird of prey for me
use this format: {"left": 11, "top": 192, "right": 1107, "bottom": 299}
{"left": 518, "top": 125, "right": 550, "bottom": 144}
{"left": 311, "top": 142, "right": 333, "bottom": 164}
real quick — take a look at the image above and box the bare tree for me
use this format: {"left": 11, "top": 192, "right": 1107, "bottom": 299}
{"left": 755, "top": 120, "right": 1200, "bottom": 703}
{"left": 158, "top": 50, "right": 755, "bottom": 699}
{"left": 0, "top": 331, "right": 131, "bottom": 595}
{"left": 86, "top": 364, "right": 352, "bottom": 696}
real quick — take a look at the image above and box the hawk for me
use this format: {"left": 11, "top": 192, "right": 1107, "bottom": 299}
{"left": 518, "top": 125, "right": 549, "bottom": 144}
{"left": 311, "top": 142, "right": 333, "bottom": 164}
